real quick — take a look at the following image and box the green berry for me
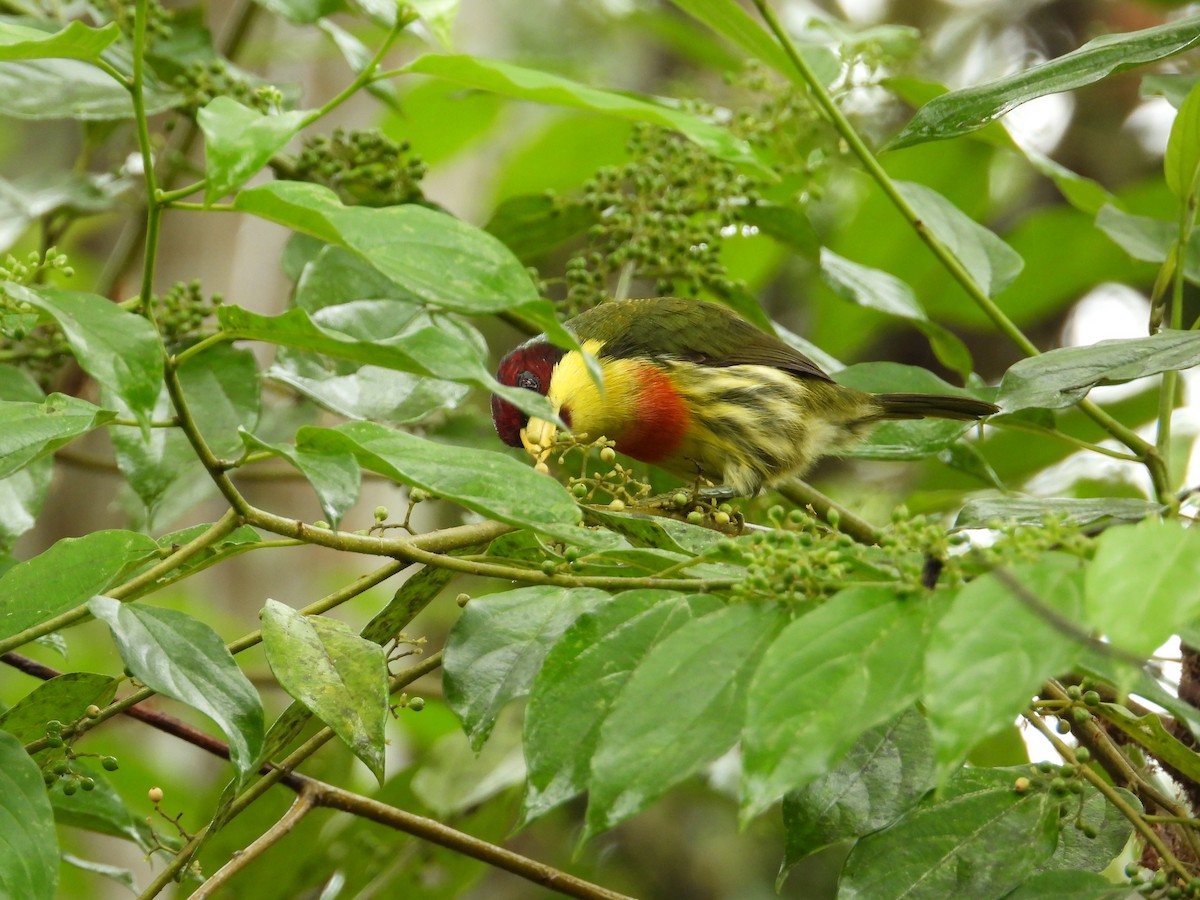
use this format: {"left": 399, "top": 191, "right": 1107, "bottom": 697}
{"left": 1074, "top": 747, "right": 1091, "bottom": 763}
{"left": 374, "top": 506, "right": 389, "bottom": 521}
{"left": 1066, "top": 685, "right": 1082, "bottom": 699}
{"left": 1071, "top": 706, "right": 1090, "bottom": 723}
{"left": 101, "top": 756, "right": 119, "bottom": 771}
{"left": 1056, "top": 718, "right": 1071, "bottom": 734}
{"left": 1083, "top": 690, "right": 1101, "bottom": 706}
{"left": 62, "top": 781, "right": 77, "bottom": 796}
{"left": 572, "top": 483, "right": 589, "bottom": 498}
{"left": 407, "top": 696, "right": 425, "bottom": 712}
{"left": 672, "top": 492, "right": 689, "bottom": 508}
{"left": 79, "top": 777, "right": 95, "bottom": 792}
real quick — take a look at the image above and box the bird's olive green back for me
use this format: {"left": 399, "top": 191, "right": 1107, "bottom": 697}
{"left": 563, "top": 297, "right": 832, "bottom": 383}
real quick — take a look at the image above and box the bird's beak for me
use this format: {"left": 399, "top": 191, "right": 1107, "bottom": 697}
{"left": 520, "top": 417, "right": 557, "bottom": 471}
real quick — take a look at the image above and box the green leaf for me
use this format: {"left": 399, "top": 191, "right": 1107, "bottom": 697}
{"left": 0, "top": 55, "right": 180, "bottom": 120}
{"left": 443, "top": 585, "right": 608, "bottom": 750}
{"left": 0, "top": 460, "right": 51, "bottom": 554}
{"left": 408, "top": 0, "right": 459, "bottom": 48}
{"left": 954, "top": 496, "right": 1164, "bottom": 529}
{"left": 521, "top": 590, "right": 722, "bottom": 824}
{"left": 665, "top": 0, "right": 791, "bottom": 75}
{"left": 780, "top": 708, "right": 934, "bottom": 879}
{"left": 1086, "top": 518, "right": 1200, "bottom": 656}
{"left": 260, "top": 599, "right": 389, "bottom": 783}
{"left": 0, "top": 730, "right": 57, "bottom": 900}
{"left": 1143, "top": 73, "right": 1199, "bottom": 109}
{"left": 52, "top": 762, "right": 153, "bottom": 849}
{"left": 889, "top": 15, "right": 1200, "bottom": 150}
{"left": 4, "top": 283, "right": 162, "bottom": 428}
{"left": 833, "top": 362, "right": 989, "bottom": 459}
{"left": 401, "top": 54, "right": 765, "bottom": 173}
{"left": 895, "top": 181, "right": 1024, "bottom": 296}
{"left": 61, "top": 855, "right": 138, "bottom": 894}
{"left": 1165, "top": 80, "right": 1200, "bottom": 200}
{"left": 1034, "top": 784, "right": 1134, "bottom": 876}
{"left": 1005, "top": 870, "right": 1135, "bottom": 900}
{"left": 820, "top": 248, "right": 972, "bottom": 377}
{"left": 198, "top": 97, "right": 309, "bottom": 203}
{"left": 483, "top": 193, "right": 597, "bottom": 263}
{"left": 361, "top": 563, "right": 456, "bottom": 644}
{"left": 998, "top": 329, "right": 1200, "bottom": 411}
{"left": 177, "top": 343, "right": 261, "bottom": 459}
{"left": 88, "top": 597, "right": 264, "bottom": 780}
{"left": 0, "top": 673, "right": 117, "bottom": 743}
{"left": 298, "top": 421, "right": 596, "bottom": 545}
{"left": 742, "top": 587, "right": 940, "bottom": 820}
{"left": 838, "top": 767, "right": 1059, "bottom": 900}
{"left": 0, "top": 530, "right": 158, "bottom": 643}
{"left": 586, "top": 602, "right": 787, "bottom": 838}
{"left": 412, "top": 713, "right": 526, "bottom": 818}
{"left": 1094, "top": 204, "right": 1200, "bottom": 282}
{"left": 218, "top": 303, "right": 556, "bottom": 424}
{"left": 0, "top": 171, "right": 132, "bottom": 254}
{"left": 0, "top": 20, "right": 119, "bottom": 61}
{"left": 232, "top": 182, "right": 565, "bottom": 332}
{"left": 924, "top": 554, "right": 1085, "bottom": 774}
{"left": 241, "top": 431, "right": 360, "bottom": 527}
{"left": 0, "top": 394, "right": 115, "bottom": 478}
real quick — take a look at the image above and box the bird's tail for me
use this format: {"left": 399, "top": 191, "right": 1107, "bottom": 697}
{"left": 876, "top": 393, "right": 999, "bottom": 421}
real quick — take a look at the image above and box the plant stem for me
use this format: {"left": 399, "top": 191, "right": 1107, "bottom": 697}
{"left": 776, "top": 479, "right": 881, "bottom": 544}
{"left": 750, "top": 0, "right": 1173, "bottom": 505}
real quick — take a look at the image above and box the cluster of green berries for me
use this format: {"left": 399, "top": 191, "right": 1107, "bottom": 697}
{"left": 967, "top": 514, "right": 1095, "bottom": 571}
{"left": 0, "top": 248, "right": 74, "bottom": 287}
{"left": 172, "top": 61, "right": 281, "bottom": 116}
{"left": 290, "top": 129, "right": 427, "bottom": 208}
{"left": 559, "top": 438, "right": 652, "bottom": 509}
{"left": 0, "top": 250, "right": 75, "bottom": 383}
{"left": 157, "top": 279, "right": 223, "bottom": 347}
{"left": 1124, "top": 863, "right": 1200, "bottom": 898}
{"left": 40, "top": 714, "right": 119, "bottom": 795}
{"left": 99, "top": 0, "right": 173, "bottom": 43}
{"left": 1017, "top": 752, "right": 1100, "bottom": 839}
{"left": 726, "top": 516, "right": 865, "bottom": 606}
{"left": 563, "top": 121, "right": 759, "bottom": 315}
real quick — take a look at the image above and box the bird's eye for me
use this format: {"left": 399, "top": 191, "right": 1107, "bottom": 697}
{"left": 516, "top": 370, "right": 541, "bottom": 392}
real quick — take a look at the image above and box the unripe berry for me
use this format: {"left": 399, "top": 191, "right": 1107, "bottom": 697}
{"left": 407, "top": 697, "right": 425, "bottom": 712}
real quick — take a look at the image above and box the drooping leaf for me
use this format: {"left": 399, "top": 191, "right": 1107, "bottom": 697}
{"left": 0, "top": 530, "right": 158, "bottom": 644}
{"left": 780, "top": 708, "right": 934, "bottom": 879}
{"left": 401, "top": 54, "right": 764, "bottom": 173}
{"left": 0, "top": 729, "right": 57, "bottom": 900}
{"left": 260, "top": 599, "right": 389, "bottom": 783}
{"left": 240, "top": 431, "right": 360, "bottom": 527}
{"left": 998, "top": 329, "right": 1200, "bottom": 411}
{"left": 894, "top": 181, "right": 1024, "bottom": 297}
{"left": 742, "top": 587, "right": 941, "bottom": 820}
{"left": 923, "top": 554, "right": 1086, "bottom": 774}
{"left": 585, "top": 602, "right": 786, "bottom": 838}
{"left": 889, "top": 15, "right": 1200, "bottom": 149}
{"left": 0, "top": 394, "right": 115, "bottom": 478}
{"left": 88, "top": 597, "right": 264, "bottom": 780}
{"left": 198, "top": 97, "right": 310, "bottom": 203}
{"left": 521, "top": 590, "right": 721, "bottom": 825}
{"left": 820, "top": 248, "right": 972, "bottom": 377}
{"left": 443, "top": 586, "right": 609, "bottom": 750}
{"left": 4, "top": 283, "right": 162, "bottom": 428}
{"left": 1086, "top": 517, "right": 1200, "bottom": 656}
{"left": 298, "top": 421, "right": 600, "bottom": 546}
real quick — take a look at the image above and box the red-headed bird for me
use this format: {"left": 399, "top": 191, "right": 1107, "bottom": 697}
{"left": 491, "top": 297, "right": 997, "bottom": 497}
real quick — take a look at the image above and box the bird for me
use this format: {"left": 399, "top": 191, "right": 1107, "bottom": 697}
{"left": 491, "top": 297, "right": 998, "bottom": 497}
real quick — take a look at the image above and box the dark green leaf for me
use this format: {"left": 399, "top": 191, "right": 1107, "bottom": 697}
{"left": 240, "top": 431, "right": 360, "bottom": 527}
{"left": 361, "top": 564, "right": 455, "bottom": 644}
{"left": 444, "top": 586, "right": 609, "bottom": 750}
{"left": 895, "top": 181, "right": 1023, "bottom": 296}
{"left": 1005, "top": 870, "right": 1135, "bottom": 900}
{"left": 998, "top": 329, "right": 1200, "bottom": 411}
{"left": 5, "top": 283, "right": 162, "bottom": 428}
{"left": 0, "top": 673, "right": 117, "bottom": 743}
{"left": 838, "top": 767, "right": 1059, "bottom": 900}
{"left": 299, "top": 421, "right": 599, "bottom": 546}
{"left": 177, "top": 343, "right": 261, "bottom": 459}
{"left": 401, "top": 54, "right": 765, "bottom": 173}
{"left": 0, "top": 394, "right": 115, "bottom": 478}
{"left": 890, "top": 15, "right": 1200, "bottom": 149}
{"left": 260, "top": 599, "right": 389, "bottom": 783}
{"left": 1087, "top": 518, "right": 1200, "bottom": 655}
{"left": 742, "top": 587, "right": 940, "bottom": 819}
{"left": 586, "top": 602, "right": 786, "bottom": 838}
{"left": 954, "top": 496, "right": 1164, "bottom": 529}
{"left": 484, "top": 193, "right": 597, "bottom": 263}
{"left": 1165, "top": 80, "right": 1200, "bottom": 200}
{"left": 820, "top": 248, "right": 972, "bottom": 376}
{"left": 198, "top": 97, "right": 309, "bottom": 203}
{"left": 0, "top": 530, "right": 157, "bottom": 643}
{"left": 88, "top": 597, "right": 264, "bottom": 780}
{"left": 924, "top": 554, "right": 1085, "bottom": 774}
{"left": 522, "top": 590, "right": 721, "bottom": 824}
{"left": 0, "top": 729, "right": 57, "bottom": 900}
{"left": 1035, "top": 785, "right": 1133, "bottom": 876}
{"left": 218, "top": 304, "right": 555, "bottom": 423}
{"left": 780, "top": 708, "right": 934, "bottom": 879}
{"left": 740, "top": 202, "right": 820, "bottom": 257}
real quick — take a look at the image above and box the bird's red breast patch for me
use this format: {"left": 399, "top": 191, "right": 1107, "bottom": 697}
{"left": 612, "top": 362, "right": 690, "bottom": 464}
